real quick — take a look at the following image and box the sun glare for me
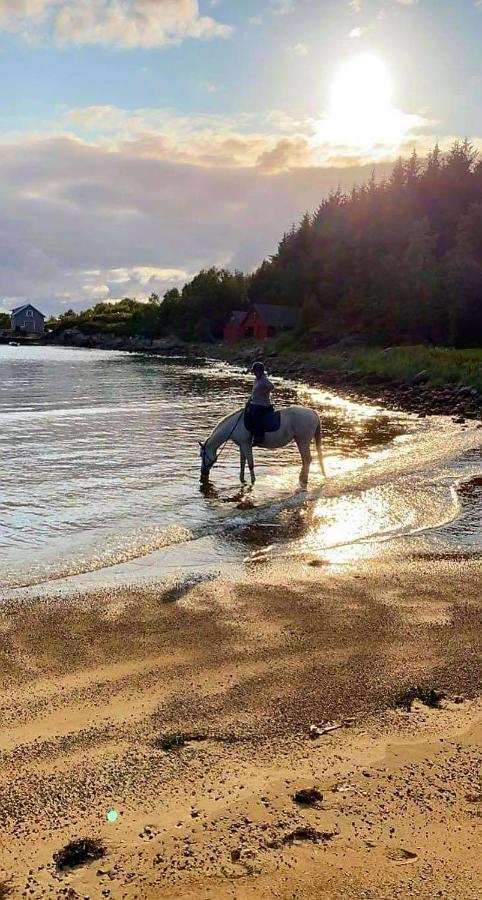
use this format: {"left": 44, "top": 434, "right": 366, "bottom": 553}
{"left": 313, "top": 54, "right": 416, "bottom": 161}
{"left": 331, "top": 55, "right": 392, "bottom": 119}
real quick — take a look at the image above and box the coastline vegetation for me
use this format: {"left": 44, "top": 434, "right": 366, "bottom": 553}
{"left": 45, "top": 141, "right": 482, "bottom": 390}
{"left": 264, "top": 343, "right": 482, "bottom": 391}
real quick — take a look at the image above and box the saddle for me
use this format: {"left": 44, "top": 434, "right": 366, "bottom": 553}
{"left": 244, "top": 405, "right": 281, "bottom": 436}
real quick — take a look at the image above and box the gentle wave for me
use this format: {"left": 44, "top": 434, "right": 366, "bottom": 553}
{"left": 1, "top": 346, "right": 481, "bottom": 594}
{"left": 3, "top": 426, "right": 480, "bottom": 590}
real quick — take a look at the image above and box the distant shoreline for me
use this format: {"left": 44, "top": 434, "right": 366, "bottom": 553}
{"left": 39, "top": 329, "right": 482, "bottom": 423}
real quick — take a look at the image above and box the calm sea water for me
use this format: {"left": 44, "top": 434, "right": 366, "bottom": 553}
{"left": 1, "top": 345, "right": 481, "bottom": 594}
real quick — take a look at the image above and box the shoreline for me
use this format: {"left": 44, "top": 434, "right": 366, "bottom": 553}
{"left": 39, "top": 332, "right": 482, "bottom": 422}
{"left": 1, "top": 342, "right": 481, "bottom": 899}
{"left": 0, "top": 554, "right": 481, "bottom": 898}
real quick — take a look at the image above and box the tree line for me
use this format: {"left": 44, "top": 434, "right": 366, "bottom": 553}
{"left": 49, "top": 141, "right": 482, "bottom": 347}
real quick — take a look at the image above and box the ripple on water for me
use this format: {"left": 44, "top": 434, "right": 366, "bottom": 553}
{"left": 0, "top": 345, "right": 481, "bottom": 591}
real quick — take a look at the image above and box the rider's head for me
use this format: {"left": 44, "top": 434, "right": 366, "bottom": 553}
{"left": 252, "top": 361, "right": 265, "bottom": 378}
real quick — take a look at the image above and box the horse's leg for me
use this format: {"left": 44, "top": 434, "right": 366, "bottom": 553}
{"left": 243, "top": 443, "right": 256, "bottom": 484}
{"left": 240, "top": 447, "right": 246, "bottom": 483}
{"left": 296, "top": 440, "right": 312, "bottom": 486}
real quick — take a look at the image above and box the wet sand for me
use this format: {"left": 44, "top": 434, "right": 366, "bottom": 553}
{"left": 0, "top": 552, "right": 481, "bottom": 899}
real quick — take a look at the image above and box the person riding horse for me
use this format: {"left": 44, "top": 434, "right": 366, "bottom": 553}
{"left": 248, "top": 361, "right": 274, "bottom": 446}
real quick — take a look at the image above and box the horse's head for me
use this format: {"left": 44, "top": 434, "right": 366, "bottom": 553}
{"left": 198, "top": 440, "right": 217, "bottom": 479}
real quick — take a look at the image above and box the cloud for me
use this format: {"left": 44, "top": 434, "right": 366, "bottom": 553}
{"left": 1, "top": 105, "right": 476, "bottom": 313}
{"left": 59, "top": 104, "right": 315, "bottom": 170}
{"left": 0, "top": 132, "right": 404, "bottom": 313}
{"left": 349, "top": 26, "right": 368, "bottom": 37}
{"left": 56, "top": 101, "right": 435, "bottom": 171}
{"left": 288, "top": 42, "right": 309, "bottom": 56}
{"left": 0, "top": 0, "right": 232, "bottom": 47}
{"left": 269, "top": 0, "right": 295, "bottom": 15}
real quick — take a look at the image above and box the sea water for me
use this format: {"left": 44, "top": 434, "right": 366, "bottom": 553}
{"left": 1, "top": 344, "right": 481, "bottom": 594}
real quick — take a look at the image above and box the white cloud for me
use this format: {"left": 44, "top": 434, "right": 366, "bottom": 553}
{"left": 0, "top": 132, "right": 406, "bottom": 313}
{"left": 269, "top": 0, "right": 295, "bottom": 16}
{"left": 56, "top": 101, "right": 437, "bottom": 172}
{"left": 349, "top": 26, "right": 367, "bottom": 37}
{"left": 248, "top": 15, "right": 263, "bottom": 25}
{"left": 0, "top": 0, "right": 232, "bottom": 47}
{"left": 349, "top": 0, "right": 362, "bottom": 11}
{"left": 288, "top": 42, "right": 309, "bottom": 56}
{"left": 0, "top": 100, "right": 476, "bottom": 313}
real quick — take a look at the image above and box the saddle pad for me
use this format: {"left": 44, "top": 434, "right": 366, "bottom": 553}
{"left": 244, "top": 408, "right": 281, "bottom": 433}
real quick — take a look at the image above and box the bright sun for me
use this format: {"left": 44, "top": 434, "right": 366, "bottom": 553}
{"left": 331, "top": 55, "right": 392, "bottom": 121}
{"left": 313, "top": 54, "right": 416, "bottom": 161}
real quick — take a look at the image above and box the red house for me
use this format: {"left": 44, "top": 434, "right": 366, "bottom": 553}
{"left": 223, "top": 304, "right": 299, "bottom": 343}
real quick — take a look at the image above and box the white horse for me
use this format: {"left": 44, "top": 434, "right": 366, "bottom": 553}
{"left": 199, "top": 406, "right": 326, "bottom": 486}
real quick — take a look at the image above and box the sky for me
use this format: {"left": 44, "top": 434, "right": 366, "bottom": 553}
{"left": 0, "top": 0, "right": 481, "bottom": 314}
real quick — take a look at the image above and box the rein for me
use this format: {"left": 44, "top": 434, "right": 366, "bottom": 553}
{"left": 205, "top": 407, "right": 245, "bottom": 468}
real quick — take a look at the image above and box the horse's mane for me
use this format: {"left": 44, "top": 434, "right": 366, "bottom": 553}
{"left": 212, "top": 407, "right": 244, "bottom": 432}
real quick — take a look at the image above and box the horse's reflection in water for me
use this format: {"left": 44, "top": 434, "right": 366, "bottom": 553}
{"left": 199, "top": 479, "right": 254, "bottom": 507}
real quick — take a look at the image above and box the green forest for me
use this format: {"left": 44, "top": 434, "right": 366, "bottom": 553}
{"left": 49, "top": 141, "right": 482, "bottom": 348}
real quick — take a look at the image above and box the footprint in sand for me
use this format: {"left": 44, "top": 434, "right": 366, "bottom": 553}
{"left": 386, "top": 848, "right": 418, "bottom": 863}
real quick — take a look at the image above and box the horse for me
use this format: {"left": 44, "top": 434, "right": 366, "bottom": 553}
{"left": 199, "top": 405, "right": 326, "bottom": 486}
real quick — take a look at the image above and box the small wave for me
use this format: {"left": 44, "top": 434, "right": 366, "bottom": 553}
{"left": 1, "top": 524, "right": 193, "bottom": 590}
{"left": 2, "top": 413, "right": 481, "bottom": 592}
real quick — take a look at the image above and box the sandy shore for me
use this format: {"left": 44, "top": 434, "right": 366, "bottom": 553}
{"left": 0, "top": 552, "right": 481, "bottom": 899}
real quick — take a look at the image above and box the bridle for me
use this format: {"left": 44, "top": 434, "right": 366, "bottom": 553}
{"left": 200, "top": 408, "right": 245, "bottom": 474}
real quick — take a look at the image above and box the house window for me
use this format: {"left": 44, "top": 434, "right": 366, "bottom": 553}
{"left": 26, "top": 309, "right": 33, "bottom": 317}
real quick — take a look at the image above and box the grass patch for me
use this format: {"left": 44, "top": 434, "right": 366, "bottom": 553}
{"left": 53, "top": 837, "right": 106, "bottom": 871}
{"left": 210, "top": 340, "right": 482, "bottom": 391}
{"left": 316, "top": 346, "right": 482, "bottom": 390}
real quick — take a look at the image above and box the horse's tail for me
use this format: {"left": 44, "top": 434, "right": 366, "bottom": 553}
{"left": 315, "top": 418, "right": 326, "bottom": 477}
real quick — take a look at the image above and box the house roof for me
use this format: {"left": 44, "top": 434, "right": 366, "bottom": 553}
{"left": 11, "top": 303, "right": 46, "bottom": 318}
{"left": 229, "top": 310, "right": 248, "bottom": 324}
{"left": 253, "top": 304, "right": 299, "bottom": 328}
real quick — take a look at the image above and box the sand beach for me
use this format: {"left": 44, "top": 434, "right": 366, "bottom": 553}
{"left": 1, "top": 550, "right": 481, "bottom": 899}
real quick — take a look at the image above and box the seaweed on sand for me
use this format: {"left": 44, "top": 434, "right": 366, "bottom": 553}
{"left": 53, "top": 837, "right": 106, "bottom": 870}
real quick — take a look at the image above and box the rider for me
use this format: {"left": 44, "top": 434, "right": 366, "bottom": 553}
{"left": 248, "top": 361, "right": 274, "bottom": 446}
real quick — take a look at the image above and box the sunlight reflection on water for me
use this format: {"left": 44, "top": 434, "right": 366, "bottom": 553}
{"left": 1, "top": 345, "right": 481, "bottom": 592}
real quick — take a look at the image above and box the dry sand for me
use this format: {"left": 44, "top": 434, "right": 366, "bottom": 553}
{"left": 0, "top": 553, "right": 481, "bottom": 899}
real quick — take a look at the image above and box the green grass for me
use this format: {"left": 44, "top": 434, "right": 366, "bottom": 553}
{"left": 214, "top": 340, "right": 482, "bottom": 391}
{"left": 312, "top": 346, "right": 482, "bottom": 390}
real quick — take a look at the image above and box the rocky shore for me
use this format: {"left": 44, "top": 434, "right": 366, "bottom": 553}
{"left": 44, "top": 327, "right": 482, "bottom": 423}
